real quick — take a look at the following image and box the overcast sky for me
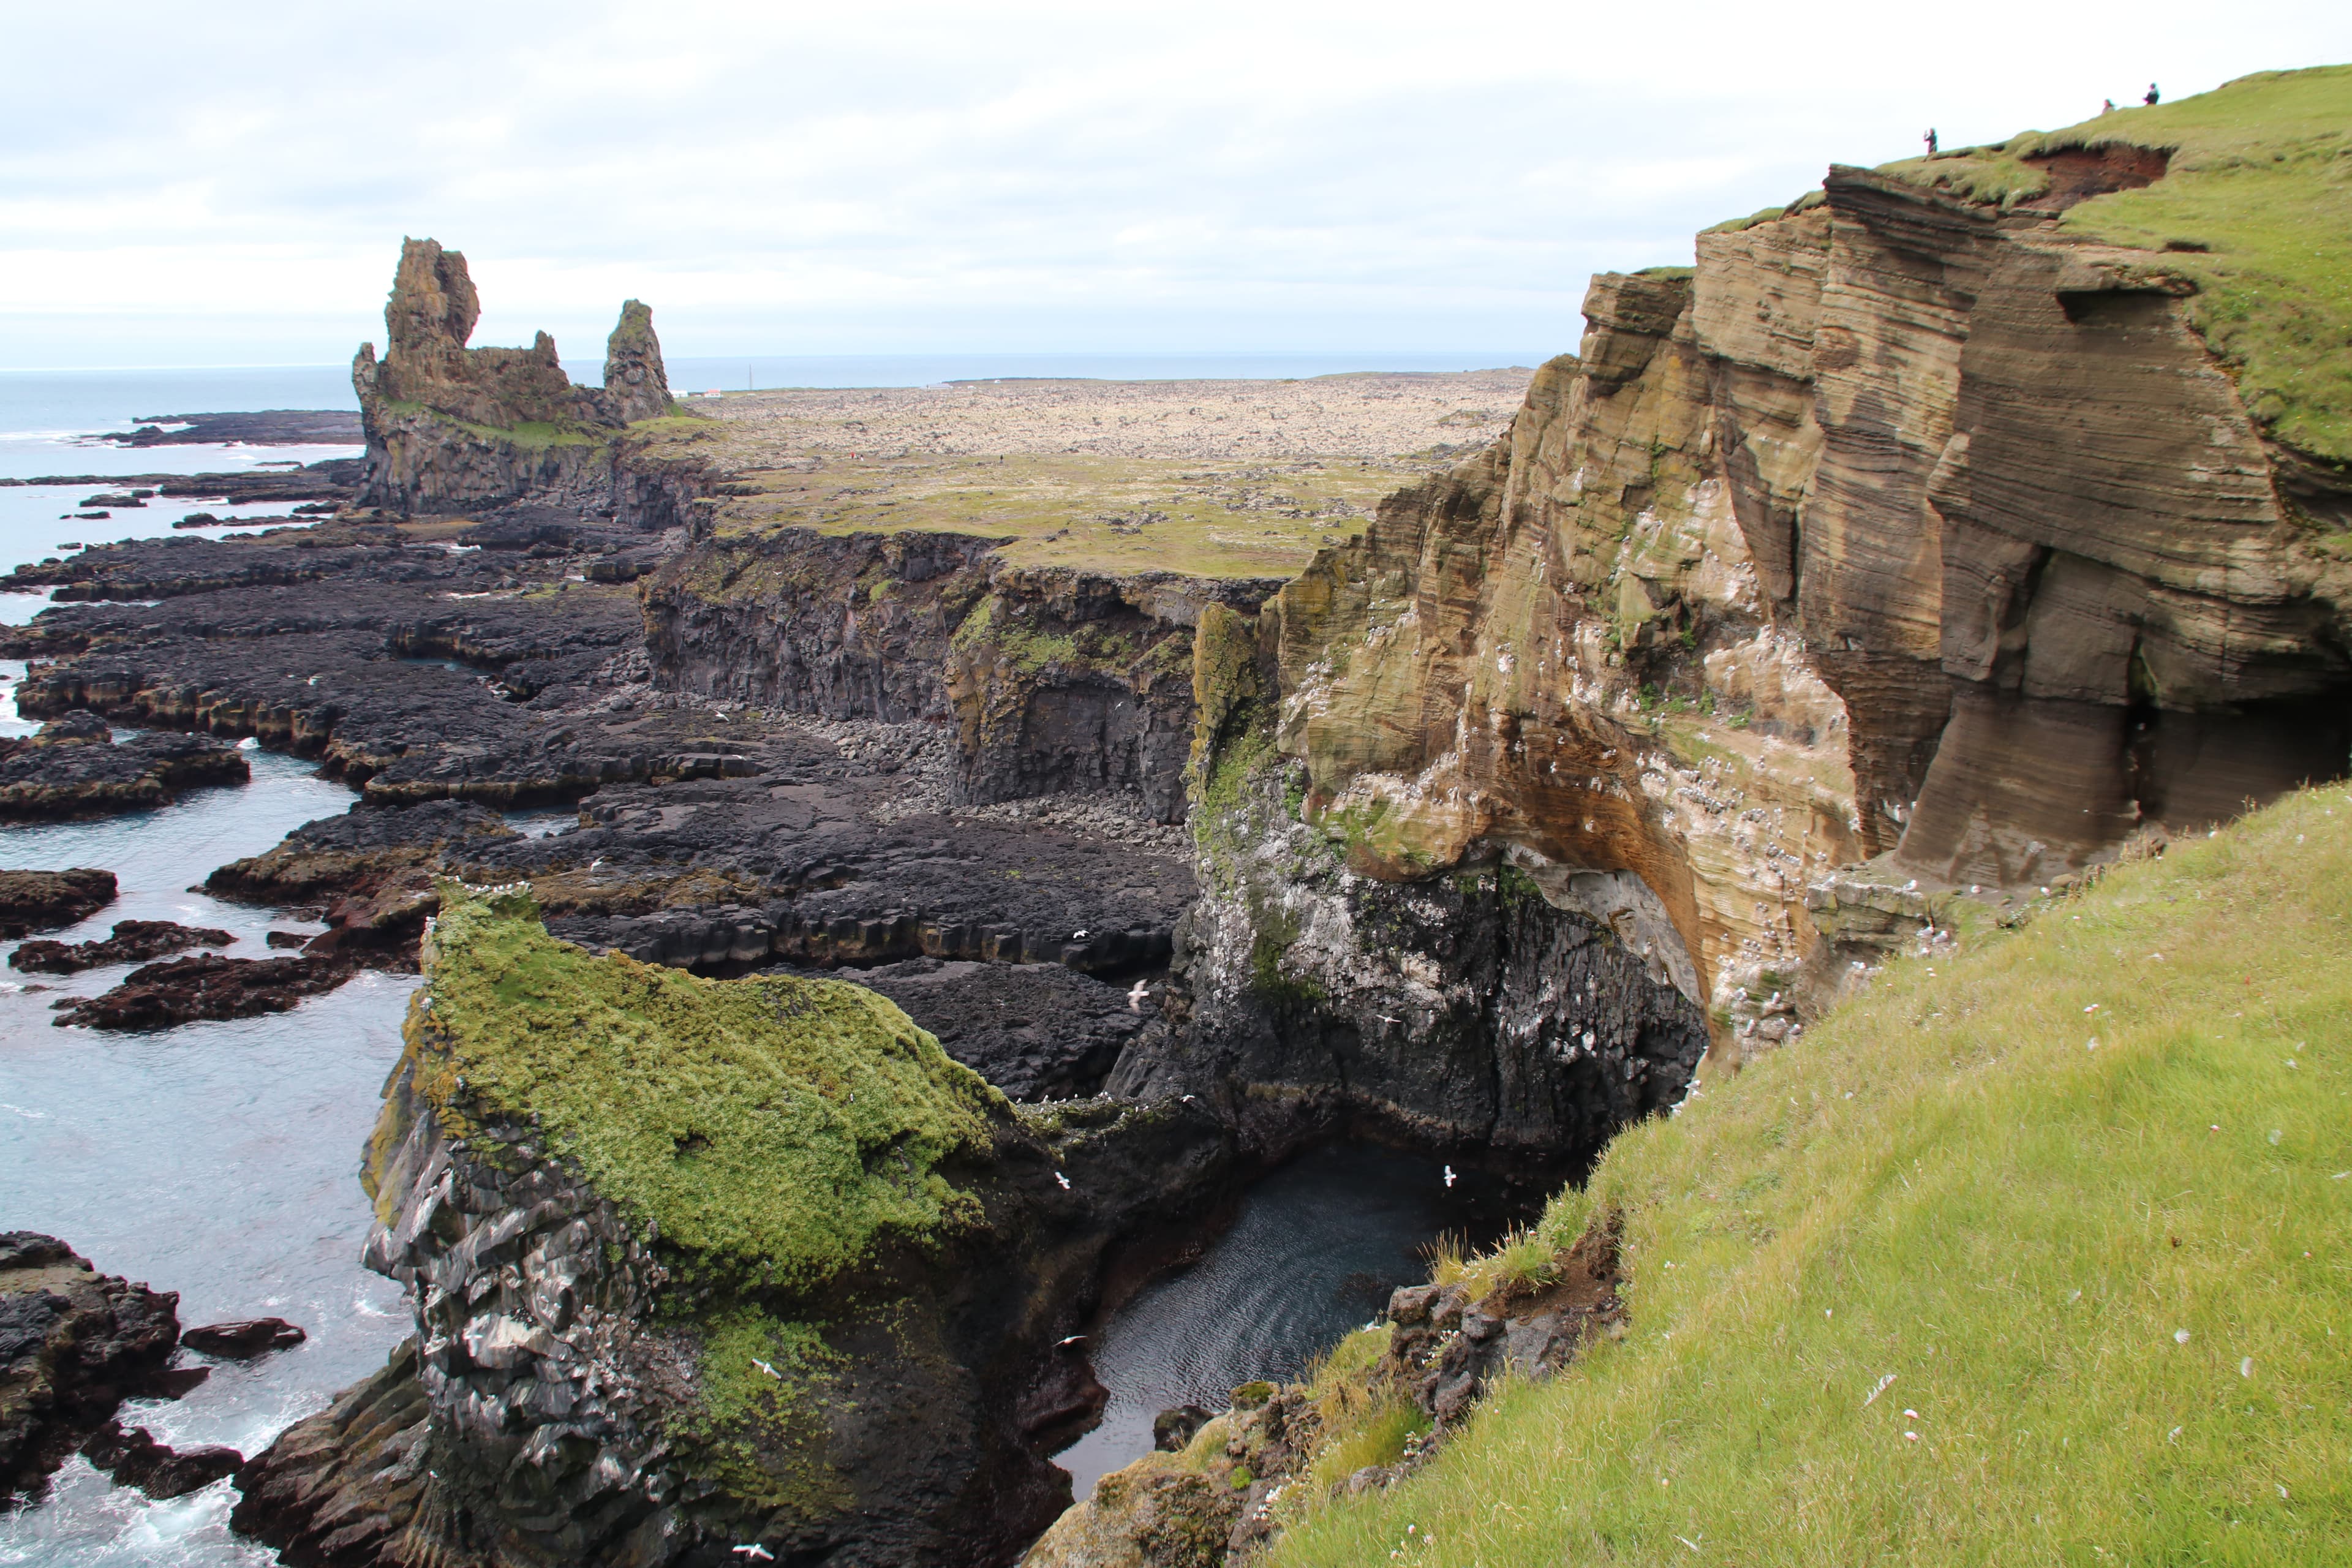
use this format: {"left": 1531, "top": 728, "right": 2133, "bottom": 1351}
{"left": 4, "top": 1, "right": 2346, "bottom": 369}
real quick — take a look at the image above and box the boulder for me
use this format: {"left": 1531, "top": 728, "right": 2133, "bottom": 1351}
{"left": 0, "top": 869, "right": 116, "bottom": 938}
{"left": 179, "top": 1318, "right": 306, "bottom": 1359}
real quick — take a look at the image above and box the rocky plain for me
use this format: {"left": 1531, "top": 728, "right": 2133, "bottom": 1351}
{"left": 8, "top": 66, "right": 2352, "bottom": 1568}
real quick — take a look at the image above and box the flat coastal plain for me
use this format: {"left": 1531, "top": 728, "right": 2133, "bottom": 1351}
{"left": 654, "top": 368, "right": 1536, "bottom": 578}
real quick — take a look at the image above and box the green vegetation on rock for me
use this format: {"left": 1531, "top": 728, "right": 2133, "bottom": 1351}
{"left": 1880, "top": 65, "right": 2352, "bottom": 464}
{"left": 1269, "top": 783, "right": 2352, "bottom": 1564}
{"left": 413, "top": 886, "right": 1001, "bottom": 1291}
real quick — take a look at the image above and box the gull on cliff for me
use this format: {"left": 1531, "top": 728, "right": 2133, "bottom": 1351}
{"left": 1128, "top": 979, "right": 1150, "bottom": 1012}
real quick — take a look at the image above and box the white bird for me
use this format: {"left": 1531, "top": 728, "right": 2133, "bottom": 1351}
{"left": 1442, "top": 1164, "right": 1458, "bottom": 1188}
{"left": 750, "top": 1358, "right": 780, "bottom": 1379}
{"left": 1054, "top": 1171, "right": 1071, "bottom": 1190}
{"left": 1127, "top": 979, "right": 1150, "bottom": 1012}
{"left": 1057, "top": 1334, "right": 1086, "bottom": 1348}
{"left": 1376, "top": 1014, "right": 1401, "bottom": 1026}
{"left": 733, "top": 1548, "right": 775, "bottom": 1562}
{"left": 1072, "top": 929, "right": 1090, "bottom": 940}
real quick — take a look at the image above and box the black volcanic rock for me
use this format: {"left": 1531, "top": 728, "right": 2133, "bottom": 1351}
{"left": 11, "top": 919, "right": 236, "bottom": 974}
{"left": 180, "top": 1317, "right": 306, "bottom": 1359}
{"left": 51, "top": 952, "right": 356, "bottom": 1030}
{"left": 0, "top": 719, "right": 247, "bottom": 819}
{"left": 0, "top": 869, "right": 117, "bottom": 937}
{"left": 0, "top": 1234, "right": 183, "bottom": 1503}
{"left": 105, "top": 410, "right": 363, "bottom": 448}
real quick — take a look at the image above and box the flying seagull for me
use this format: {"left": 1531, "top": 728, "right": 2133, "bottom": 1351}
{"left": 732, "top": 1548, "right": 775, "bottom": 1561}
{"left": 1442, "top": 1164, "right": 1458, "bottom": 1189}
{"left": 1057, "top": 1334, "right": 1086, "bottom": 1349}
{"left": 1127, "top": 979, "right": 1150, "bottom": 1012}
{"left": 750, "top": 1358, "right": 780, "bottom": 1379}
{"left": 1055, "top": 1171, "right": 1072, "bottom": 1190}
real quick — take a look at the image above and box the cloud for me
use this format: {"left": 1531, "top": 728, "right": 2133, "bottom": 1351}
{"left": 2, "top": 0, "right": 2346, "bottom": 366}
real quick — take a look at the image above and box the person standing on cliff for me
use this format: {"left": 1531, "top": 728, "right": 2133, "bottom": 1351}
{"left": 1924, "top": 127, "right": 1939, "bottom": 156}
{"left": 2145, "top": 83, "right": 2160, "bottom": 105}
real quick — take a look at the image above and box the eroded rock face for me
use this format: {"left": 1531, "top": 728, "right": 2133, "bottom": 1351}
{"left": 350, "top": 238, "right": 703, "bottom": 518}
{"left": 1237, "top": 162, "right": 2352, "bottom": 1055}
{"left": 1115, "top": 766, "right": 1706, "bottom": 1170}
{"left": 644, "top": 529, "right": 1281, "bottom": 823}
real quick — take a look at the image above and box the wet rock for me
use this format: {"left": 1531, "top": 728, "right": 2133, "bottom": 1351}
{"left": 80, "top": 1420, "right": 243, "bottom": 1498}
{"left": 0, "top": 719, "right": 247, "bottom": 819}
{"left": 179, "top": 1317, "right": 306, "bottom": 1359}
{"left": 10, "top": 919, "right": 236, "bottom": 974}
{"left": 51, "top": 952, "right": 356, "bottom": 1030}
{"left": 0, "top": 869, "right": 116, "bottom": 938}
{"left": 0, "top": 1233, "right": 183, "bottom": 1503}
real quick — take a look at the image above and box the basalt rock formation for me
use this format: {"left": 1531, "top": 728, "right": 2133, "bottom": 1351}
{"left": 0, "top": 710, "right": 247, "bottom": 818}
{"left": 644, "top": 530, "right": 1281, "bottom": 824}
{"left": 0, "top": 869, "right": 117, "bottom": 938}
{"left": 232, "top": 889, "right": 1233, "bottom": 1568}
{"left": 10, "top": 918, "right": 236, "bottom": 974}
{"left": 0, "top": 1233, "right": 185, "bottom": 1503}
{"left": 351, "top": 238, "right": 703, "bottom": 519}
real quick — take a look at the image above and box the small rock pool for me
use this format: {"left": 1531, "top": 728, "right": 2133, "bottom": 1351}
{"left": 1053, "top": 1142, "right": 1521, "bottom": 1497}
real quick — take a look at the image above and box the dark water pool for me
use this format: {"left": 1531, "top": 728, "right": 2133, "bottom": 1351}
{"left": 1052, "top": 1142, "right": 1513, "bottom": 1498}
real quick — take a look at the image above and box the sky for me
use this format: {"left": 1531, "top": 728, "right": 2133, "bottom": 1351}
{"left": 3, "top": 0, "right": 2348, "bottom": 369}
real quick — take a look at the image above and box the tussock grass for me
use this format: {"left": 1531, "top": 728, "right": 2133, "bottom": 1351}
{"left": 1882, "top": 65, "right": 2352, "bottom": 464}
{"left": 1268, "top": 784, "right": 2352, "bottom": 1566}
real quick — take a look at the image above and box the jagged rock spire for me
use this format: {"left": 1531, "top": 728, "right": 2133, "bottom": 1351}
{"left": 602, "top": 300, "right": 672, "bottom": 423}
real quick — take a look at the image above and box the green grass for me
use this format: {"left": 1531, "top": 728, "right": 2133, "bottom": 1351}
{"left": 1878, "top": 65, "right": 2352, "bottom": 465}
{"left": 668, "top": 450, "right": 1408, "bottom": 578}
{"left": 1267, "top": 782, "right": 2352, "bottom": 1566}
{"left": 409, "top": 886, "right": 1001, "bottom": 1292}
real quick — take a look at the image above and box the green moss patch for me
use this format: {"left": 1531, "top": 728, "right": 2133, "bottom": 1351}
{"left": 415, "top": 886, "right": 1001, "bottom": 1291}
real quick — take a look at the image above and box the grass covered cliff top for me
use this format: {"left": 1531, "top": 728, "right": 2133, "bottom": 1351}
{"left": 1268, "top": 781, "right": 2352, "bottom": 1565}
{"left": 410, "top": 887, "right": 1002, "bottom": 1289}
{"left": 1878, "top": 64, "right": 2352, "bottom": 466}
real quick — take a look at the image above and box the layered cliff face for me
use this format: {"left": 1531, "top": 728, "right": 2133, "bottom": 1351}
{"left": 233, "top": 888, "right": 1233, "bottom": 1567}
{"left": 352, "top": 238, "right": 701, "bottom": 518}
{"left": 1205, "top": 89, "right": 2352, "bottom": 1058}
{"left": 643, "top": 529, "right": 1281, "bottom": 823}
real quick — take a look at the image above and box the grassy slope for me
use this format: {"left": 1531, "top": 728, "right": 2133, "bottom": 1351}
{"left": 1268, "top": 784, "right": 2352, "bottom": 1566}
{"left": 1877, "top": 65, "right": 2352, "bottom": 466}
{"left": 412, "top": 888, "right": 1000, "bottom": 1291}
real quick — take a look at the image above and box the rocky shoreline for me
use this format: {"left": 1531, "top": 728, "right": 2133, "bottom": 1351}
{"left": 12, "top": 125, "right": 2346, "bottom": 1561}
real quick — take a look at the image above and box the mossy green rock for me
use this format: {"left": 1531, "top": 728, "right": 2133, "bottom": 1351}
{"left": 410, "top": 885, "right": 1001, "bottom": 1291}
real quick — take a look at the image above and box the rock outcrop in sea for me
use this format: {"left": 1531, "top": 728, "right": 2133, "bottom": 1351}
{"left": 351, "top": 238, "right": 701, "bottom": 519}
